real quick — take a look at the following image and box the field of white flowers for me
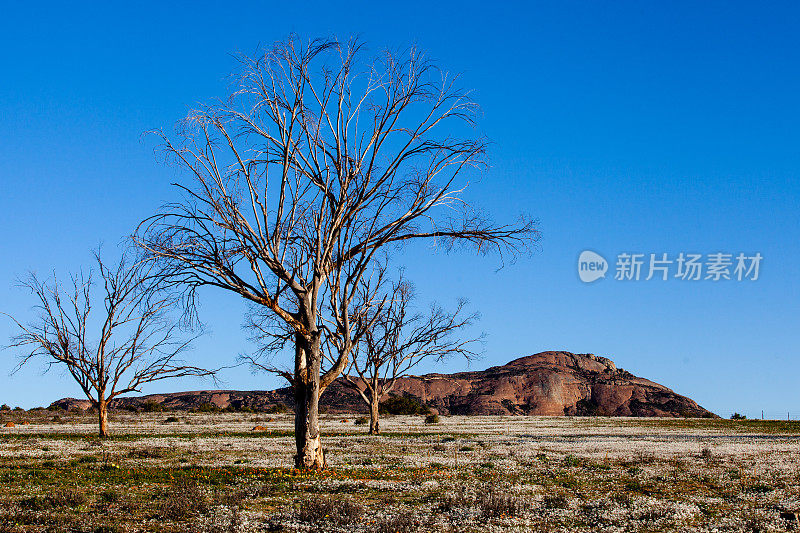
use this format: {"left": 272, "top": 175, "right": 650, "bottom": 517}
{"left": 1, "top": 412, "right": 799, "bottom": 532}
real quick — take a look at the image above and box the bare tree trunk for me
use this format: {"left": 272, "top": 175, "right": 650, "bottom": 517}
{"left": 369, "top": 393, "right": 380, "bottom": 435}
{"left": 293, "top": 337, "right": 325, "bottom": 469}
{"left": 98, "top": 398, "right": 109, "bottom": 438}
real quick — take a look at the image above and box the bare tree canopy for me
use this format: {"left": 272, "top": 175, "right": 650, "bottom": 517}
{"left": 3, "top": 249, "right": 212, "bottom": 437}
{"left": 136, "top": 34, "right": 539, "bottom": 468}
{"left": 344, "top": 275, "right": 481, "bottom": 434}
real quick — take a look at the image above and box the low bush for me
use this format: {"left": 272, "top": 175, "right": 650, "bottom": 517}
{"left": 424, "top": 414, "right": 440, "bottom": 424}
{"left": 197, "top": 403, "right": 221, "bottom": 413}
{"left": 478, "top": 489, "right": 527, "bottom": 518}
{"left": 380, "top": 395, "right": 431, "bottom": 415}
{"left": 141, "top": 400, "right": 163, "bottom": 412}
{"left": 294, "top": 496, "right": 364, "bottom": 525}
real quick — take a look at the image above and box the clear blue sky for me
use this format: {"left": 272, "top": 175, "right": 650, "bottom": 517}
{"left": 1, "top": 1, "right": 798, "bottom": 418}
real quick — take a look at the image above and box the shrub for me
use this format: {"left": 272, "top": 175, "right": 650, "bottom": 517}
{"left": 354, "top": 416, "right": 368, "bottom": 425}
{"left": 731, "top": 412, "right": 746, "bottom": 420}
{"left": 0, "top": 405, "right": 9, "bottom": 411}
{"left": 141, "top": 400, "right": 163, "bottom": 412}
{"left": 478, "top": 489, "right": 527, "bottom": 518}
{"left": 12, "top": 407, "right": 23, "bottom": 412}
{"left": 294, "top": 496, "right": 364, "bottom": 525}
{"left": 164, "top": 416, "right": 180, "bottom": 423}
{"left": 424, "top": 414, "right": 440, "bottom": 424}
{"left": 197, "top": 403, "right": 221, "bottom": 413}
{"left": 379, "top": 394, "right": 431, "bottom": 415}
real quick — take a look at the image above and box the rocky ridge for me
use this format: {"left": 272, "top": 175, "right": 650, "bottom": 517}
{"left": 50, "top": 351, "right": 714, "bottom": 418}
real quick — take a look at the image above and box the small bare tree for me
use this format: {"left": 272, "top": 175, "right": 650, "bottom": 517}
{"left": 3, "top": 250, "right": 212, "bottom": 437}
{"left": 343, "top": 277, "right": 480, "bottom": 434}
{"left": 137, "top": 35, "right": 538, "bottom": 468}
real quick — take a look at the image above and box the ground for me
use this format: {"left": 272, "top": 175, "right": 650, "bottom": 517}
{"left": 1, "top": 411, "right": 800, "bottom": 532}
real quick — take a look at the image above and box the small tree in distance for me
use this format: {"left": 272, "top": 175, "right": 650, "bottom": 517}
{"left": 344, "top": 276, "right": 481, "bottom": 434}
{"left": 3, "top": 249, "right": 213, "bottom": 437}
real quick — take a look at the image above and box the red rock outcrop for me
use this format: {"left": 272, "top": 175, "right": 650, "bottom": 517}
{"left": 49, "top": 351, "right": 715, "bottom": 418}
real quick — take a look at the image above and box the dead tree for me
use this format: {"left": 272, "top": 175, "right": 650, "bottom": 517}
{"left": 136, "top": 35, "right": 538, "bottom": 469}
{"left": 344, "top": 277, "right": 480, "bottom": 434}
{"left": 3, "top": 250, "right": 211, "bottom": 437}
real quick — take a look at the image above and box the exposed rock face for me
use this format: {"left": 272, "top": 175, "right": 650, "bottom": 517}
{"left": 49, "top": 351, "right": 715, "bottom": 418}
{"left": 372, "top": 352, "right": 712, "bottom": 417}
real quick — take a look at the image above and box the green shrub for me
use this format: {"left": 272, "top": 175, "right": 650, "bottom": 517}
{"left": 354, "top": 416, "right": 368, "bottom": 425}
{"left": 163, "top": 416, "right": 180, "bottom": 423}
{"left": 141, "top": 400, "right": 163, "bottom": 412}
{"left": 380, "top": 394, "right": 431, "bottom": 415}
{"left": 197, "top": 402, "right": 220, "bottom": 413}
{"left": 0, "top": 404, "right": 9, "bottom": 411}
{"left": 264, "top": 404, "right": 288, "bottom": 414}
{"left": 424, "top": 414, "right": 440, "bottom": 424}
{"left": 731, "top": 412, "right": 746, "bottom": 420}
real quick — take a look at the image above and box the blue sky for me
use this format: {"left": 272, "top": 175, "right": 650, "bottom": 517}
{"left": 1, "top": 1, "right": 798, "bottom": 418}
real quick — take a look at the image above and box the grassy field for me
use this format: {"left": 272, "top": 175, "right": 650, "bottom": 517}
{"left": 1, "top": 411, "right": 800, "bottom": 532}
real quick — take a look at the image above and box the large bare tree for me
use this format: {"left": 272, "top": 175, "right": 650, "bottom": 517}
{"left": 344, "top": 276, "right": 481, "bottom": 434}
{"left": 3, "top": 250, "right": 211, "bottom": 437}
{"left": 136, "top": 35, "right": 538, "bottom": 469}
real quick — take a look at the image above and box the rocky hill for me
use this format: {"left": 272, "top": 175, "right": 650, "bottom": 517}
{"left": 50, "top": 351, "right": 715, "bottom": 417}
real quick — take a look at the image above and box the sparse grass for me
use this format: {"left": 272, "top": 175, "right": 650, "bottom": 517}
{"left": 294, "top": 495, "right": 364, "bottom": 525}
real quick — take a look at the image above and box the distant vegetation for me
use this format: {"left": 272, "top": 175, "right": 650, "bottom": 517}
{"left": 379, "top": 395, "right": 431, "bottom": 416}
